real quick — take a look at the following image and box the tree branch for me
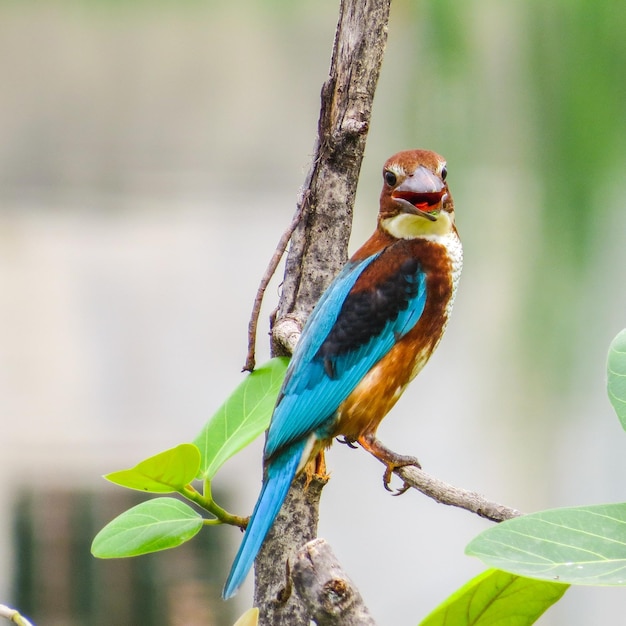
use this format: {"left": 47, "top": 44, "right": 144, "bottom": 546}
{"left": 287, "top": 471, "right": 521, "bottom": 626}
{"left": 394, "top": 465, "right": 523, "bottom": 522}
{"left": 254, "top": 0, "right": 391, "bottom": 624}
{"left": 272, "top": 0, "right": 392, "bottom": 355}
{"left": 292, "top": 539, "right": 377, "bottom": 626}
{"left": 253, "top": 474, "right": 327, "bottom": 624}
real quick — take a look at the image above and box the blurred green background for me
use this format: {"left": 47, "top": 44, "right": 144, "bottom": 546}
{"left": 1, "top": 1, "right": 626, "bottom": 625}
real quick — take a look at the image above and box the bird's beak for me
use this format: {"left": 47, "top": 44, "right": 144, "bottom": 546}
{"left": 391, "top": 166, "right": 447, "bottom": 222}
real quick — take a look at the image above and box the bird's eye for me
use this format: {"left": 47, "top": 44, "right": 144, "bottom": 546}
{"left": 384, "top": 170, "right": 397, "bottom": 186}
{"left": 440, "top": 165, "right": 448, "bottom": 181}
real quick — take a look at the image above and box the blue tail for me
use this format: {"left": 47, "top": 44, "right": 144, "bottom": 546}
{"left": 222, "top": 440, "right": 306, "bottom": 599}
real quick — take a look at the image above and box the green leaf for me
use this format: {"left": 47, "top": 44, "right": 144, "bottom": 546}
{"left": 194, "top": 357, "right": 289, "bottom": 479}
{"left": 420, "top": 569, "right": 568, "bottom": 626}
{"left": 104, "top": 443, "right": 201, "bottom": 493}
{"left": 466, "top": 503, "right": 626, "bottom": 585}
{"left": 92, "top": 497, "right": 203, "bottom": 558}
{"left": 607, "top": 328, "right": 626, "bottom": 429}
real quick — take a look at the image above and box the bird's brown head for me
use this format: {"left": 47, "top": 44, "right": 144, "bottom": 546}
{"left": 378, "top": 149, "right": 454, "bottom": 239}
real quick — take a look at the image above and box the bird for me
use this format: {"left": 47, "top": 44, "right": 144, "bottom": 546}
{"left": 223, "top": 149, "right": 463, "bottom": 599}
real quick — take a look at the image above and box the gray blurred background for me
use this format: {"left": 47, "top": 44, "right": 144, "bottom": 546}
{"left": 2, "top": 1, "right": 626, "bottom": 624}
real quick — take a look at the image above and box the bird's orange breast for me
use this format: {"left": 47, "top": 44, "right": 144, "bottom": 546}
{"left": 331, "top": 236, "right": 457, "bottom": 441}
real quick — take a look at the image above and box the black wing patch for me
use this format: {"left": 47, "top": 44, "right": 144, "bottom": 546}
{"left": 315, "top": 256, "right": 422, "bottom": 377}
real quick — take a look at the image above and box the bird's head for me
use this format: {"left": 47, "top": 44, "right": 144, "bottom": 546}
{"left": 378, "top": 149, "right": 454, "bottom": 239}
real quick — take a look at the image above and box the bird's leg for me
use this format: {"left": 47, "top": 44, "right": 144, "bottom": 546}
{"left": 304, "top": 450, "right": 330, "bottom": 487}
{"left": 314, "top": 449, "right": 327, "bottom": 477}
{"left": 357, "top": 433, "right": 421, "bottom": 494}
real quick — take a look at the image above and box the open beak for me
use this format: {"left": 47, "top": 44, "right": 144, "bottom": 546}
{"left": 391, "top": 165, "right": 447, "bottom": 222}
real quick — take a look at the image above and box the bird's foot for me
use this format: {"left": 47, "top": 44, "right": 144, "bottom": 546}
{"left": 336, "top": 436, "right": 359, "bottom": 449}
{"left": 304, "top": 450, "right": 330, "bottom": 487}
{"left": 357, "top": 434, "right": 421, "bottom": 495}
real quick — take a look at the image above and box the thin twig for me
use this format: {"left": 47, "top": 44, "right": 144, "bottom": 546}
{"left": 243, "top": 200, "right": 306, "bottom": 372}
{"left": 0, "top": 605, "right": 35, "bottom": 626}
{"left": 395, "top": 464, "right": 523, "bottom": 522}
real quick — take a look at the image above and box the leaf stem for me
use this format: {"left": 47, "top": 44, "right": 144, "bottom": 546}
{"left": 180, "top": 483, "right": 248, "bottom": 529}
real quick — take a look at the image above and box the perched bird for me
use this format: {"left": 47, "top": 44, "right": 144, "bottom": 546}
{"left": 223, "top": 149, "right": 463, "bottom": 599}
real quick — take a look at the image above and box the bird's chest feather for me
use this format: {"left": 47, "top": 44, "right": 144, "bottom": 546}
{"left": 332, "top": 234, "right": 462, "bottom": 439}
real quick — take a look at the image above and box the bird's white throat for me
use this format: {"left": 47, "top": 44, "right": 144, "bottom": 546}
{"left": 381, "top": 211, "right": 454, "bottom": 239}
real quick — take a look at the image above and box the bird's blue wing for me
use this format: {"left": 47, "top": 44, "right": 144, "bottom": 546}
{"left": 283, "top": 254, "right": 382, "bottom": 369}
{"left": 222, "top": 438, "right": 306, "bottom": 599}
{"left": 265, "top": 252, "right": 427, "bottom": 459}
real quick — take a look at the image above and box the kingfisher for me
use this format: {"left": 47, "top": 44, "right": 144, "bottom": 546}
{"left": 223, "top": 149, "right": 462, "bottom": 599}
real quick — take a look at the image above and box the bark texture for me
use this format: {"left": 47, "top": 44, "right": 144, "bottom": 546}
{"left": 395, "top": 465, "right": 523, "bottom": 522}
{"left": 292, "top": 539, "right": 377, "bottom": 626}
{"left": 272, "top": 0, "right": 392, "bottom": 355}
{"left": 254, "top": 0, "right": 392, "bottom": 624}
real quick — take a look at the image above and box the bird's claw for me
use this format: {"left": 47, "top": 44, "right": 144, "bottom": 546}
{"left": 357, "top": 434, "right": 420, "bottom": 495}
{"left": 391, "top": 481, "right": 411, "bottom": 497}
{"left": 381, "top": 456, "right": 420, "bottom": 495}
{"left": 383, "top": 466, "right": 395, "bottom": 492}
{"left": 337, "top": 436, "right": 359, "bottom": 449}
